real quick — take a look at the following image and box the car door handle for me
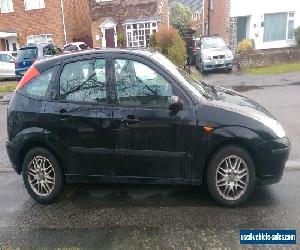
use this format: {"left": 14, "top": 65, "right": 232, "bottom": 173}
{"left": 122, "top": 115, "right": 139, "bottom": 126}
{"left": 59, "top": 109, "right": 69, "bottom": 120}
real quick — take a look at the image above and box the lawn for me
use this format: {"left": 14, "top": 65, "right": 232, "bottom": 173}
{"left": 0, "top": 81, "right": 18, "bottom": 93}
{"left": 245, "top": 62, "right": 300, "bottom": 75}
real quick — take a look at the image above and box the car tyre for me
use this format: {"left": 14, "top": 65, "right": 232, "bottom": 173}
{"left": 206, "top": 145, "right": 256, "bottom": 207}
{"left": 22, "top": 147, "right": 64, "bottom": 204}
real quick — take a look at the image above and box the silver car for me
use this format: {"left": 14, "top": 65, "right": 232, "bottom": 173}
{"left": 196, "top": 37, "right": 233, "bottom": 73}
{"left": 0, "top": 51, "right": 16, "bottom": 80}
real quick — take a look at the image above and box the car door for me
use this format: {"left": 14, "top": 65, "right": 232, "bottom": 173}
{"left": 55, "top": 56, "right": 115, "bottom": 177}
{"left": 110, "top": 55, "right": 197, "bottom": 181}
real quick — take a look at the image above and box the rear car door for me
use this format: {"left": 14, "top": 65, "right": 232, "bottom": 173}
{"left": 110, "top": 55, "right": 196, "bottom": 181}
{"left": 55, "top": 56, "right": 115, "bottom": 177}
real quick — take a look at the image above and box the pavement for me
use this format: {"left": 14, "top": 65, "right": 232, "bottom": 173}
{"left": 0, "top": 70, "right": 300, "bottom": 248}
{"left": 0, "top": 170, "right": 299, "bottom": 249}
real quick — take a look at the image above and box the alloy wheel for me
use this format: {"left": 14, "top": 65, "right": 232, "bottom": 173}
{"left": 215, "top": 155, "right": 249, "bottom": 201}
{"left": 27, "top": 156, "right": 56, "bottom": 197}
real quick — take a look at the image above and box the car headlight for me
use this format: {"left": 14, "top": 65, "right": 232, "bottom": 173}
{"left": 261, "top": 117, "right": 286, "bottom": 139}
{"left": 225, "top": 53, "right": 233, "bottom": 59}
{"left": 203, "top": 54, "right": 212, "bottom": 60}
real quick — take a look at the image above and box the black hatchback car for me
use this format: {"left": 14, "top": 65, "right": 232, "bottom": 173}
{"left": 6, "top": 49, "right": 290, "bottom": 206}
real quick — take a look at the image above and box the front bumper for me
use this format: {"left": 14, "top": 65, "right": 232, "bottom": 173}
{"left": 254, "top": 137, "right": 290, "bottom": 185}
{"left": 202, "top": 58, "right": 233, "bottom": 71}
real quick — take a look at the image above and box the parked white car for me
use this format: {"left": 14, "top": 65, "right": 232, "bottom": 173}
{"left": 63, "top": 42, "right": 89, "bottom": 53}
{"left": 0, "top": 51, "right": 16, "bottom": 80}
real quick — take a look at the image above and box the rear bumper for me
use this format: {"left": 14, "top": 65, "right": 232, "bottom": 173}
{"left": 254, "top": 137, "right": 290, "bottom": 185}
{"left": 6, "top": 139, "right": 21, "bottom": 174}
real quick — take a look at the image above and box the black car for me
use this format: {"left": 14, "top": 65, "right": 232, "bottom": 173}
{"left": 15, "top": 43, "right": 62, "bottom": 79}
{"left": 6, "top": 49, "right": 290, "bottom": 206}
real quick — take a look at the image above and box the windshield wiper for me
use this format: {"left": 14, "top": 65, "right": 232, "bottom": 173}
{"left": 201, "top": 82, "right": 218, "bottom": 100}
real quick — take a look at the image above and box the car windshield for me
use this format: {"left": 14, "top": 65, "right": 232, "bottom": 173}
{"left": 151, "top": 53, "right": 209, "bottom": 100}
{"left": 202, "top": 38, "right": 226, "bottom": 49}
{"left": 63, "top": 45, "right": 78, "bottom": 52}
{"left": 17, "top": 48, "right": 38, "bottom": 60}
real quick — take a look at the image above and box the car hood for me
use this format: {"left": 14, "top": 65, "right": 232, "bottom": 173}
{"left": 202, "top": 47, "right": 231, "bottom": 56}
{"left": 213, "top": 86, "right": 274, "bottom": 118}
{"left": 195, "top": 85, "right": 286, "bottom": 140}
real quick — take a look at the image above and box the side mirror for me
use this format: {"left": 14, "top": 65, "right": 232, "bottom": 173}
{"left": 10, "top": 59, "right": 15, "bottom": 63}
{"left": 169, "top": 96, "right": 183, "bottom": 115}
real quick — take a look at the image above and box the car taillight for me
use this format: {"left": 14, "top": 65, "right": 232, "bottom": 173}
{"left": 14, "top": 62, "right": 18, "bottom": 68}
{"left": 15, "top": 65, "right": 40, "bottom": 91}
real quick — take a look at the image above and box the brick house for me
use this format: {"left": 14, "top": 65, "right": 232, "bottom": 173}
{"left": 0, "top": 0, "right": 92, "bottom": 52}
{"left": 203, "top": 0, "right": 231, "bottom": 43}
{"left": 89, "top": 0, "right": 169, "bottom": 48}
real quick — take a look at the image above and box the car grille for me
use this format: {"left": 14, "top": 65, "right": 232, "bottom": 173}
{"left": 213, "top": 55, "right": 225, "bottom": 59}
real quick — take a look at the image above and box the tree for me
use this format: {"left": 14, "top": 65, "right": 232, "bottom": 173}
{"left": 170, "top": 3, "right": 192, "bottom": 37}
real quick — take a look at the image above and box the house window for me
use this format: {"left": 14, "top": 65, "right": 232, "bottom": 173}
{"left": 126, "top": 22, "right": 157, "bottom": 48}
{"left": 192, "top": 12, "right": 200, "bottom": 20}
{"left": 24, "top": 0, "right": 45, "bottom": 11}
{"left": 263, "top": 12, "right": 295, "bottom": 42}
{"left": 0, "top": 0, "right": 14, "bottom": 13}
{"left": 27, "top": 34, "right": 53, "bottom": 44}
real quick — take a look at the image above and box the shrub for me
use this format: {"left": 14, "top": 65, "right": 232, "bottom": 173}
{"left": 167, "top": 36, "right": 187, "bottom": 67}
{"left": 236, "top": 39, "right": 254, "bottom": 55}
{"left": 156, "top": 26, "right": 187, "bottom": 66}
{"left": 156, "top": 26, "right": 178, "bottom": 54}
{"left": 117, "top": 32, "right": 125, "bottom": 47}
{"left": 295, "top": 26, "right": 300, "bottom": 47}
{"left": 149, "top": 33, "right": 157, "bottom": 48}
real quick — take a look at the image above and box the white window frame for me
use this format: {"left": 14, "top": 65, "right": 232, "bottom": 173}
{"left": 287, "top": 12, "right": 295, "bottom": 40}
{"left": 27, "top": 34, "right": 53, "bottom": 45}
{"left": 95, "top": 0, "right": 113, "bottom": 2}
{"left": 126, "top": 21, "right": 157, "bottom": 48}
{"left": 263, "top": 11, "right": 295, "bottom": 42}
{"left": 24, "top": 0, "right": 45, "bottom": 11}
{"left": 0, "top": 0, "right": 14, "bottom": 13}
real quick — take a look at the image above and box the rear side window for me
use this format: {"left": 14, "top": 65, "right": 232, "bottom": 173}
{"left": 17, "top": 48, "right": 38, "bottom": 60}
{"left": 22, "top": 66, "right": 58, "bottom": 99}
{"left": 59, "top": 59, "right": 107, "bottom": 103}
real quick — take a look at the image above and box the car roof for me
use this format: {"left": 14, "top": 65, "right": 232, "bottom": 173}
{"left": 64, "top": 42, "right": 87, "bottom": 47}
{"left": 36, "top": 48, "right": 156, "bottom": 68}
{"left": 20, "top": 43, "right": 52, "bottom": 49}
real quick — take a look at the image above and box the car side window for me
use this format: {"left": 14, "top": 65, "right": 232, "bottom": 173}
{"left": 23, "top": 66, "right": 58, "bottom": 99}
{"left": 114, "top": 59, "right": 174, "bottom": 108}
{"left": 59, "top": 59, "right": 107, "bottom": 103}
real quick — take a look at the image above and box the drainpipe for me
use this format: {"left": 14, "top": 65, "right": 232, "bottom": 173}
{"left": 60, "top": 0, "right": 67, "bottom": 45}
{"left": 202, "top": 0, "right": 205, "bottom": 35}
{"left": 208, "top": 0, "right": 211, "bottom": 35}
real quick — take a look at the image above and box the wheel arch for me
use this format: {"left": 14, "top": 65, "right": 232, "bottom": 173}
{"left": 17, "top": 141, "right": 66, "bottom": 176}
{"left": 202, "top": 139, "right": 257, "bottom": 183}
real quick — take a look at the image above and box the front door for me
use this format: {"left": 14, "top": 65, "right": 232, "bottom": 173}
{"left": 111, "top": 56, "right": 196, "bottom": 180}
{"left": 57, "top": 57, "right": 115, "bottom": 177}
{"left": 105, "top": 28, "right": 115, "bottom": 48}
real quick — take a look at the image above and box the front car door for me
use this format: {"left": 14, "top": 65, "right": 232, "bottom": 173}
{"left": 110, "top": 54, "right": 197, "bottom": 182}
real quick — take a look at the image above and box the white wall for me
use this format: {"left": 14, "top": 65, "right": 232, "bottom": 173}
{"left": 230, "top": 0, "right": 300, "bottom": 49}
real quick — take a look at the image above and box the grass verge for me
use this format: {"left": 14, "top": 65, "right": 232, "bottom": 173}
{"left": 245, "top": 62, "right": 300, "bottom": 75}
{"left": 0, "top": 82, "right": 18, "bottom": 93}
